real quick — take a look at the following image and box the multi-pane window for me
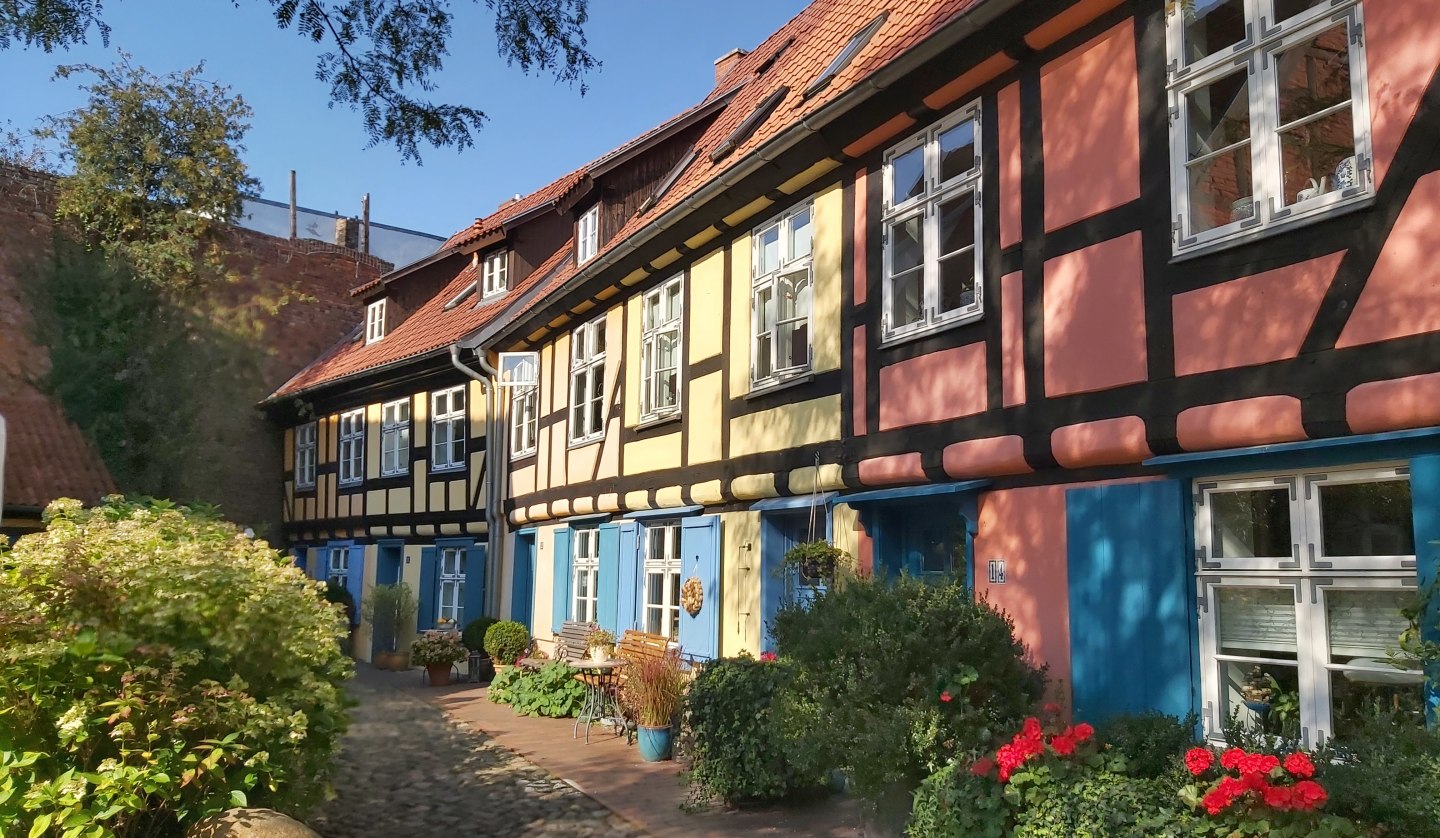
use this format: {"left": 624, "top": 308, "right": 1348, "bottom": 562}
{"left": 365, "top": 299, "right": 387, "bottom": 343}
{"left": 380, "top": 398, "right": 410, "bottom": 476}
{"left": 640, "top": 276, "right": 683, "bottom": 420}
{"left": 327, "top": 546, "right": 349, "bottom": 589}
{"left": 437, "top": 546, "right": 466, "bottom": 627}
{"left": 577, "top": 205, "right": 599, "bottom": 264}
{"left": 510, "top": 385, "right": 538, "bottom": 457}
{"left": 752, "top": 203, "right": 813, "bottom": 386}
{"left": 882, "top": 102, "right": 982, "bottom": 340}
{"left": 294, "top": 421, "right": 317, "bottom": 489}
{"left": 338, "top": 409, "right": 364, "bottom": 485}
{"left": 482, "top": 250, "right": 508, "bottom": 297}
{"left": 643, "top": 522, "right": 683, "bottom": 640}
{"left": 431, "top": 386, "right": 466, "bottom": 470}
{"left": 568, "top": 316, "right": 606, "bottom": 444}
{"left": 1167, "top": 0, "right": 1372, "bottom": 255}
{"left": 1194, "top": 465, "right": 1423, "bottom": 747}
{"left": 572, "top": 527, "right": 600, "bottom": 624}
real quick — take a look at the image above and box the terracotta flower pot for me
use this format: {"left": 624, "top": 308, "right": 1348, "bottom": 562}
{"left": 374, "top": 649, "right": 411, "bottom": 671}
{"left": 425, "top": 663, "right": 453, "bottom": 686}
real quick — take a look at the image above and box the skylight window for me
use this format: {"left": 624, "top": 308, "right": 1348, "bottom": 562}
{"left": 365, "top": 299, "right": 387, "bottom": 344}
{"left": 709, "top": 86, "right": 790, "bottom": 163}
{"left": 804, "top": 12, "right": 887, "bottom": 98}
{"left": 753, "top": 36, "right": 794, "bottom": 77}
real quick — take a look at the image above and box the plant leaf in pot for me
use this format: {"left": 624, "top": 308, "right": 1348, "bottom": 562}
{"left": 362, "top": 582, "right": 417, "bottom": 668}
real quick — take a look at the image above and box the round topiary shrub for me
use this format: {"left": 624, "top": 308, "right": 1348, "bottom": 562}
{"left": 0, "top": 498, "right": 353, "bottom": 835}
{"left": 462, "top": 616, "right": 499, "bottom": 653}
{"left": 483, "top": 620, "right": 531, "bottom": 664}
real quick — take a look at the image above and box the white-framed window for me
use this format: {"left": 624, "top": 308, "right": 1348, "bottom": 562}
{"left": 882, "top": 102, "right": 982, "bottom": 341}
{"left": 568, "top": 315, "right": 606, "bottom": 444}
{"left": 437, "top": 546, "right": 466, "bottom": 627}
{"left": 365, "top": 299, "right": 387, "bottom": 344}
{"left": 1167, "top": 0, "right": 1372, "bottom": 256}
{"left": 751, "top": 203, "right": 813, "bottom": 387}
{"left": 482, "top": 250, "right": 508, "bottom": 297}
{"left": 431, "top": 385, "right": 466, "bottom": 470}
{"left": 510, "top": 385, "right": 538, "bottom": 457}
{"left": 294, "top": 421, "right": 317, "bottom": 489}
{"left": 572, "top": 527, "right": 600, "bottom": 624}
{"left": 1195, "top": 465, "right": 1423, "bottom": 747}
{"left": 338, "top": 408, "right": 365, "bottom": 485}
{"left": 643, "top": 521, "right": 683, "bottom": 640}
{"left": 576, "top": 205, "right": 600, "bottom": 264}
{"left": 327, "top": 546, "right": 349, "bottom": 588}
{"left": 380, "top": 398, "right": 410, "bottom": 476}
{"left": 640, "top": 276, "right": 683, "bottom": 420}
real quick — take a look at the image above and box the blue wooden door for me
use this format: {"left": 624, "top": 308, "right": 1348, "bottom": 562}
{"left": 418, "top": 546, "right": 438, "bottom": 630}
{"left": 760, "top": 512, "right": 813, "bottom": 651}
{"left": 678, "top": 516, "right": 721, "bottom": 660}
{"left": 511, "top": 533, "right": 536, "bottom": 632}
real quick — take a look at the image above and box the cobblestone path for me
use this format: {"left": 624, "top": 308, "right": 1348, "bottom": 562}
{"left": 308, "top": 673, "right": 650, "bottom": 837}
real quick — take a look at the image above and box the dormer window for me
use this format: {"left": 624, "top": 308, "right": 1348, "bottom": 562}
{"left": 804, "top": 12, "right": 886, "bottom": 98}
{"left": 482, "top": 250, "right": 509, "bottom": 297}
{"left": 365, "top": 299, "right": 387, "bottom": 344}
{"left": 577, "top": 205, "right": 599, "bottom": 264}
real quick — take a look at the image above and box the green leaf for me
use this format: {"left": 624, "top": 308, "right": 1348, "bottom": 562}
{"left": 230, "top": 789, "right": 247, "bottom": 808}
{"left": 29, "top": 813, "right": 53, "bottom": 838}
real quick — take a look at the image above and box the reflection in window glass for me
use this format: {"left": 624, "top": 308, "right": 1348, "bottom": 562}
{"left": 1276, "top": 26, "right": 1354, "bottom": 207}
{"left": 937, "top": 119, "right": 976, "bottom": 183}
{"left": 1185, "top": 70, "right": 1253, "bottom": 234}
{"left": 1179, "top": 0, "right": 1247, "bottom": 66}
{"left": 889, "top": 145, "right": 925, "bottom": 206}
{"left": 1211, "top": 488, "right": 1292, "bottom": 559}
{"left": 1319, "top": 481, "right": 1414, "bottom": 558}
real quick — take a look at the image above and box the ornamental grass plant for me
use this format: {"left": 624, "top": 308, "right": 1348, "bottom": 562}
{"left": 622, "top": 649, "right": 688, "bottom": 728}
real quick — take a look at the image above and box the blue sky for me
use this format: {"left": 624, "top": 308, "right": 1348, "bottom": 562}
{"left": 0, "top": 1, "right": 808, "bottom": 238}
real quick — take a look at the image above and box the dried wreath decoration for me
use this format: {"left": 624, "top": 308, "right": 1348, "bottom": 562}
{"left": 680, "top": 576, "right": 704, "bottom": 616}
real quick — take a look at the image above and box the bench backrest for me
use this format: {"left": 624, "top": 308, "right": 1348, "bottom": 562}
{"left": 554, "top": 621, "right": 596, "bottom": 662}
{"left": 617, "top": 629, "right": 671, "bottom": 664}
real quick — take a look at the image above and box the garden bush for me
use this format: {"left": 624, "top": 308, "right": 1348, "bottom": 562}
{"left": 0, "top": 498, "right": 353, "bottom": 836}
{"left": 462, "top": 616, "right": 499, "bottom": 653}
{"left": 488, "top": 665, "right": 521, "bottom": 705}
{"left": 1098, "top": 711, "right": 1198, "bottom": 779}
{"left": 509, "top": 661, "right": 586, "bottom": 718}
{"left": 483, "top": 620, "right": 531, "bottom": 664}
{"left": 1323, "top": 711, "right": 1440, "bottom": 837}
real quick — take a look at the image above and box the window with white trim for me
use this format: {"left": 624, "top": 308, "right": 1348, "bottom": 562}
{"left": 327, "top": 546, "right": 349, "bottom": 589}
{"left": 431, "top": 386, "right": 466, "bottom": 470}
{"left": 437, "top": 546, "right": 466, "bottom": 627}
{"left": 640, "top": 276, "right": 683, "bottom": 420}
{"left": 572, "top": 527, "right": 599, "bottom": 624}
{"left": 752, "top": 203, "right": 813, "bottom": 387}
{"left": 482, "top": 250, "right": 508, "bottom": 297}
{"left": 576, "top": 205, "right": 599, "bottom": 264}
{"left": 1195, "top": 465, "right": 1423, "bottom": 747}
{"left": 643, "top": 522, "right": 682, "bottom": 640}
{"left": 365, "top": 299, "right": 387, "bottom": 343}
{"left": 1167, "top": 0, "right": 1372, "bottom": 256}
{"left": 882, "top": 102, "right": 982, "bottom": 340}
{"left": 380, "top": 398, "right": 410, "bottom": 476}
{"left": 510, "top": 385, "right": 538, "bottom": 457}
{"left": 568, "top": 316, "right": 606, "bottom": 444}
{"left": 338, "top": 408, "right": 365, "bottom": 485}
{"left": 294, "top": 421, "right": 317, "bottom": 489}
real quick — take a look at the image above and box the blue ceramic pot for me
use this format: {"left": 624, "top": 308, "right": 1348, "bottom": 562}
{"left": 637, "top": 724, "right": 673, "bottom": 762}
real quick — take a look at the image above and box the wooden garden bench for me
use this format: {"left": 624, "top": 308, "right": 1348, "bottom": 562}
{"left": 553, "top": 620, "right": 598, "bottom": 663}
{"left": 616, "top": 629, "right": 671, "bottom": 667}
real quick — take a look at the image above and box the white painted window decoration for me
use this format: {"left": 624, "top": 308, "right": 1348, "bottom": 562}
{"left": 751, "top": 202, "right": 813, "bottom": 386}
{"left": 572, "top": 528, "right": 600, "bottom": 624}
{"left": 568, "top": 316, "right": 606, "bottom": 444}
{"left": 643, "top": 522, "right": 683, "bottom": 640}
{"left": 365, "top": 299, "right": 387, "bottom": 344}
{"left": 482, "top": 250, "right": 509, "bottom": 297}
{"left": 577, "top": 205, "right": 600, "bottom": 264}
{"left": 337, "top": 408, "right": 365, "bottom": 485}
{"left": 881, "top": 101, "right": 983, "bottom": 341}
{"left": 431, "top": 386, "right": 467, "bottom": 470}
{"left": 510, "top": 385, "right": 538, "bottom": 457}
{"left": 327, "top": 546, "right": 349, "bottom": 589}
{"left": 1166, "top": 0, "right": 1372, "bottom": 256}
{"left": 294, "top": 421, "right": 317, "bottom": 489}
{"left": 640, "top": 276, "right": 684, "bottom": 420}
{"left": 380, "top": 399, "right": 410, "bottom": 476}
{"left": 1194, "top": 465, "right": 1422, "bottom": 747}
{"left": 437, "top": 546, "right": 466, "bottom": 627}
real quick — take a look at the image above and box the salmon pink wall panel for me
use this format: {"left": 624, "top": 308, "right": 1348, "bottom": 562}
{"left": 878, "top": 343, "right": 988, "bottom": 431}
{"left": 974, "top": 485, "right": 1071, "bottom": 687}
{"left": 1051, "top": 416, "right": 1152, "bottom": 468}
{"left": 857, "top": 453, "right": 925, "bottom": 487}
{"left": 1172, "top": 252, "right": 1343, "bottom": 376}
{"left": 1347, "top": 372, "right": 1440, "bottom": 435}
{"left": 941, "top": 435, "right": 1031, "bottom": 480}
{"left": 1338, "top": 171, "right": 1440, "bottom": 348}
{"left": 1001, "top": 270, "right": 1026, "bottom": 406}
{"left": 853, "top": 168, "right": 868, "bottom": 307}
{"left": 1365, "top": 0, "right": 1440, "bottom": 189}
{"left": 998, "top": 83, "right": 1023, "bottom": 248}
{"left": 852, "top": 326, "right": 868, "bottom": 436}
{"left": 1040, "top": 20, "right": 1141, "bottom": 232}
{"left": 1176, "top": 396, "right": 1306, "bottom": 451}
{"left": 1043, "top": 232, "right": 1148, "bottom": 397}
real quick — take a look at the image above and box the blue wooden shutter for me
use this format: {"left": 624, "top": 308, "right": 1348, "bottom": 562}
{"left": 464, "top": 542, "right": 487, "bottom": 629}
{"left": 510, "top": 535, "right": 535, "bottom": 632}
{"left": 418, "top": 546, "right": 439, "bottom": 630}
{"left": 759, "top": 516, "right": 788, "bottom": 653}
{"left": 616, "top": 522, "right": 641, "bottom": 632}
{"left": 678, "top": 516, "right": 721, "bottom": 660}
{"left": 597, "top": 523, "right": 621, "bottom": 634}
{"left": 1066, "top": 480, "right": 1196, "bottom": 723}
{"left": 1409, "top": 454, "right": 1440, "bottom": 724}
{"left": 552, "top": 528, "right": 573, "bottom": 633}
{"left": 346, "top": 545, "right": 365, "bottom": 627}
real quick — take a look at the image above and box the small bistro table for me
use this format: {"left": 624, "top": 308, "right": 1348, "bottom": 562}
{"left": 571, "top": 658, "right": 626, "bottom": 744}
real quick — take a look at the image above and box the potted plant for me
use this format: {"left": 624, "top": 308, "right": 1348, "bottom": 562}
{"left": 463, "top": 616, "right": 499, "bottom": 680}
{"left": 322, "top": 580, "right": 358, "bottom": 655}
{"left": 362, "top": 582, "right": 417, "bottom": 671}
{"left": 483, "top": 620, "right": 532, "bottom": 672}
{"left": 621, "top": 649, "right": 688, "bottom": 762}
{"left": 411, "top": 632, "right": 468, "bottom": 687}
{"left": 782, "top": 540, "right": 848, "bottom": 585}
{"left": 1240, "top": 665, "right": 1274, "bottom": 714}
{"left": 586, "top": 626, "right": 615, "bottom": 661}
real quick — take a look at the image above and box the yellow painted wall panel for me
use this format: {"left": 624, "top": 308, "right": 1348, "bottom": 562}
{"left": 412, "top": 466, "right": 427, "bottom": 514}
{"left": 469, "top": 456, "right": 483, "bottom": 511}
{"left": 366, "top": 489, "right": 386, "bottom": 513}
{"left": 727, "top": 237, "right": 750, "bottom": 400}
{"left": 388, "top": 487, "right": 410, "bottom": 514}
{"left": 469, "top": 380, "right": 486, "bottom": 438}
{"left": 691, "top": 480, "right": 724, "bottom": 505}
{"left": 429, "top": 481, "right": 444, "bottom": 513}
{"left": 811, "top": 182, "right": 843, "bottom": 373}
{"left": 530, "top": 524, "right": 560, "bottom": 648}
{"left": 788, "top": 463, "right": 846, "bottom": 495}
{"left": 568, "top": 439, "right": 599, "bottom": 483}
{"left": 731, "top": 473, "right": 776, "bottom": 500}
{"left": 623, "top": 490, "right": 650, "bottom": 510}
{"left": 654, "top": 486, "right": 684, "bottom": 508}
{"left": 686, "top": 372, "right": 723, "bottom": 465}
{"left": 831, "top": 502, "right": 862, "bottom": 562}
{"left": 512, "top": 463, "right": 536, "bottom": 498}
{"left": 723, "top": 196, "right": 774, "bottom": 229}
{"left": 597, "top": 493, "right": 620, "bottom": 513}
{"left": 688, "top": 248, "right": 725, "bottom": 363}
{"left": 572, "top": 496, "right": 595, "bottom": 515}
{"left": 624, "top": 294, "right": 642, "bottom": 428}
{"left": 283, "top": 428, "right": 294, "bottom": 470}
{"left": 448, "top": 479, "right": 466, "bottom": 511}
{"left": 622, "top": 431, "right": 682, "bottom": 476}
{"left": 719, "top": 512, "right": 762, "bottom": 657}
{"left": 413, "top": 392, "right": 428, "bottom": 448}
{"left": 730, "top": 395, "right": 841, "bottom": 458}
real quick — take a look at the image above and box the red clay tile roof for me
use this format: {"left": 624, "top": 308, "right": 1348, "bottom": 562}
{"left": 443, "top": 168, "right": 587, "bottom": 251}
{"left": 1, "top": 389, "right": 117, "bottom": 511}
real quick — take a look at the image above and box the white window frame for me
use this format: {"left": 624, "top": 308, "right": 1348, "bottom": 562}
{"left": 294, "top": 421, "right": 317, "bottom": 489}
{"left": 751, "top": 202, "right": 814, "bottom": 388}
{"left": 643, "top": 521, "right": 683, "bottom": 640}
{"left": 327, "top": 546, "right": 349, "bottom": 589}
{"left": 482, "top": 250, "right": 508, "bottom": 297}
{"left": 437, "top": 546, "right": 466, "bottom": 627}
{"left": 365, "top": 299, "right": 387, "bottom": 344}
{"left": 572, "top": 527, "right": 600, "bottom": 624}
{"left": 380, "top": 398, "right": 410, "bottom": 477}
{"left": 1166, "top": 0, "right": 1373, "bottom": 257}
{"left": 881, "top": 102, "right": 984, "bottom": 342}
{"left": 576, "top": 205, "right": 600, "bottom": 264}
{"left": 337, "top": 408, "right": 365, "bottom": 485}
{"left": 430, "top": 385, "right": 467, "bottom": 471}
{"left": 510, "top": 384, "right": 538, "bottom": 457}
{"left": 568, "top": 315, "right": 606, "bottom": 445}
{"left": 640, "top": 275, "right": 684, "bottom": 421}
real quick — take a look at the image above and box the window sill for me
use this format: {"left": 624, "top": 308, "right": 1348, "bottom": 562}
{"left": 338, "top": 479, "right": 363, "bottom": 489}
{"left": 878, "top": 309, "right": 983, "bottom": 350}
{"left": 1171, "top": 194, "right": 1375, "bottom": 263}
{"left": 429, "top": 464, "right": 466, "bottom": 474}
{"left": 746, "top": 371, "right": 814, "bottom": 400}
{"left": 567, "top": 434, "right": 605, "bottom": 451}
{"left": 636, "top": 412, "right": 681, "bottom": 431}
{"left": 510, "top": 449, "right": 537, "bottom": 463}
{"left": 379, "top": 469, "right": 409, "bottom": 479}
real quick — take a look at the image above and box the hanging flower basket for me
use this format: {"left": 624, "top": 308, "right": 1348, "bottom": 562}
{"left": 783, "top": 540, "right": 848, "bottom": 585}
{"left": 680, "top": 576, "right": 704, "bottom": 617}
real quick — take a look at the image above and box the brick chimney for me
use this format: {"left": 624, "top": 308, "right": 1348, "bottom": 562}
{"left": 714, "top": 48, "right": 749, "bottom": 85}
{"left": 334, "top": 216, "right": 360, "bottom": 250}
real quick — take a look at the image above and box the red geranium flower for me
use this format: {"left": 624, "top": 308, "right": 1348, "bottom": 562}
{"left": 1049, "top": 732, "right": 1077, "bottom": 756}
{"left": 759, "top": 651, "right": 777, "bottom": 662}
{"left": 1263, "top": 783, "right": 1294, "bottom": 811}
{"left": 1070, "top": 722, "right": 1095, "bottom": 743}
{"left": 939, "top": 690, "right": 953, "bottom": 703}
{"left": 1201, "top": 788, "right": 1233, "bottom": 815}
{"left": 1021, "top": 716, "right": 1042, "bottom": 740}
{"left": 1220, "top": 747, "right": 1247, "bottom": 770}
{"left": 1237, "top": 752, "right": 1280, "bottom": 777}
{"left": 1042, "top": 702, "right": 1062, "bottom": 715}
{"left": 970, "top": 757, "right": 995, "bottom": 777}
{"left": 1293, "top": 779, "right": 1328, "bottom": 810}
{"left": 1184, "top": 747, "right": 1214, "bottom": 776}
{"left": 1283, "top": 751, "right": 1315, "bottom": 779}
